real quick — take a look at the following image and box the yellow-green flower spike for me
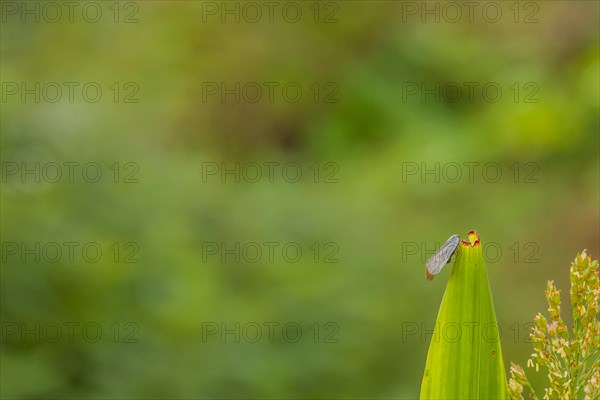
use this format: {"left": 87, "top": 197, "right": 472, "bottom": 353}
{"left": 508, "top": 251, "right": 599, "bottom": 399}
{"left": 421, "top": 231, "right": 508, "bottom": 400}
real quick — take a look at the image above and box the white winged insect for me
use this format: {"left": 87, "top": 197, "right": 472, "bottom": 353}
{"left": 425, "top": 234, "right": 460, "bottom": 281}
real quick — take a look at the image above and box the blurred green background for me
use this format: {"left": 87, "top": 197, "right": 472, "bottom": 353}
{"left": 1, "top": 1, "right": 599, "bottom": 399}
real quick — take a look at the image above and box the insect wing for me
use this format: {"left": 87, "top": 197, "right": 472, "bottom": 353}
{"left": 425, "top": 234, "right": 460, "bottom": 280}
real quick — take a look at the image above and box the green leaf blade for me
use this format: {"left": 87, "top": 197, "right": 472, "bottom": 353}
{"left": 420, "top": 232, "right": 508, "bottom": 400}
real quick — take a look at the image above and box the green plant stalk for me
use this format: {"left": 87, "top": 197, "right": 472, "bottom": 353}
{"left": 421, "top": 231, "right": 508, "bottom": 399}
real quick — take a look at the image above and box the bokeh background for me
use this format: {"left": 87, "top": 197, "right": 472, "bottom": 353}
{"left": 1, "top": 1, "right": 599, "bottom": 399}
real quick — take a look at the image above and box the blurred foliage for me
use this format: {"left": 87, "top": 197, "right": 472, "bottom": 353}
{"left": 1, "top": 1, "right": 599, "bottom": 399}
